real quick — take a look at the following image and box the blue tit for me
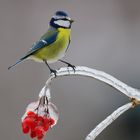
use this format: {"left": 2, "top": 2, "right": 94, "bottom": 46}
{"left": 8, "top": 11, "right": 75, "bottom": 76}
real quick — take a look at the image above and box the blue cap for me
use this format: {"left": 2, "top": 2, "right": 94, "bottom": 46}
{"left": 55, "top": 11, "right": 68, "bottom": 17}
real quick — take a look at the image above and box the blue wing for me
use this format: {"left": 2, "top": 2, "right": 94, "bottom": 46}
{"left": 22, "top": 31, "right": 58, "bottom": 58}
{"left": 8, "top": 29, "right": 58, "bottom": 69}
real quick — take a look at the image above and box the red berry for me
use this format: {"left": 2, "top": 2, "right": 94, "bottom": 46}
{"left": 49, "top": 118, "right": 55, "bottom": 125}
{"left": 43, "top": 123, "right": 49, "bottom": 131}
{"left": 22, "top": 122, "right": 29, "bottom": 134}
{"left": 43, "top": 116, "right": 49, "bottom": 124}
{"left": 37, "top": 134, "right": 44, "bottom": 140}
{"left": 30, "top": 130, "right": 37, "bottom": 138}
{"left": 35, "top": 126, "right": 45, "bottom": 140}
{"left": 37, "top": 116, "right": 44, "bottom": 126}
{"left": 27, "top": 111, "right": 36, "bottom": 116}
{"left": 24, "top": 117, "right": 36, "bottom": 130}
{"left": 37, "top": 116, "right": 43, "bottom": 121}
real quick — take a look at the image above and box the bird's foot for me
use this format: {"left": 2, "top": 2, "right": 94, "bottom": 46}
{"left": 58, "top": 60, "right": 76, "bottom": 72}
{"left": 50, "top": 69, "right": 57, "bottom": 77}
{"left": 67, "top": 63, "right": 76, "bottom": 72}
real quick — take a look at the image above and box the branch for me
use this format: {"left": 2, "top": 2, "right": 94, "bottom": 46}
{"left": 45, "top": 66, "right": 140, "bottom": 100}
{"left": 39, "top": 66, "right": 140, "bottom": 140}
{"left": 85, "top": 102, "right": 133, "bottom": 140}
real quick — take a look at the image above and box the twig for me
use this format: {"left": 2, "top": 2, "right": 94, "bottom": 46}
{"left": 85, "top": 102, "right": 133, "bottom": 140}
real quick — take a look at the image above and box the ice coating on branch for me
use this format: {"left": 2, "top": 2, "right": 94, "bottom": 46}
{"left": 39, "top": 86, "right": 51, "bottom": 100}
{"left": 21, "top": 66, "right": 140, "bottom": 140}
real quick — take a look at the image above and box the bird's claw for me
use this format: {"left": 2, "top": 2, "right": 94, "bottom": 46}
{"left": 67, "top": 64, "right": 76, "bottom": 72}
{"left": 50, "top": 69, "right": 57, "bottom": 77}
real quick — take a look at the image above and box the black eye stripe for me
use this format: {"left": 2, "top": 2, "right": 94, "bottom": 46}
{"left": 55, "top": 18, "right": 69, "bottom": 21}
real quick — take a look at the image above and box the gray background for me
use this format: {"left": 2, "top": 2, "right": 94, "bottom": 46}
{"left": 1, "top": 0, "right": 140, "bottom": 139}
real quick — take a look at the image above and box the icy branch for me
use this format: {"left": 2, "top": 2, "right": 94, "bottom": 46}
{"left": 85, "top": 102, "right": 133, "bottom": 140}
{"left": 39, "top": 66, "right": 140, "bottom": 140}
{"left": 46, "top": 66, "right": 140, "bottom": 100}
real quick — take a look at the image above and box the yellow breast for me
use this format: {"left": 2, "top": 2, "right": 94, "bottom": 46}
{"left": 32, "top": 28, "right": 71, "bottom": 63}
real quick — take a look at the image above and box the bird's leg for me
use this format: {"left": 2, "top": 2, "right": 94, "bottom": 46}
{"left": 59, "top": 59, "right": 76, "bottom": 72}
{"left": 43, "top": 60, "right": 57, "bottom": 77}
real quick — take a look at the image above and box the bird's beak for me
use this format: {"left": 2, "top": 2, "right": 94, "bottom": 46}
{"left": 70, "top": 19, "right": 74, "bottom": 23}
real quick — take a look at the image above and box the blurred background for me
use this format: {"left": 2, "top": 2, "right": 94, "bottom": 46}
{"left": 1, "top": 0, "right": 140, "bottom": 139}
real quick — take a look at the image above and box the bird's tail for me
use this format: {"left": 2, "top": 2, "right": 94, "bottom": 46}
{"left": 8, "top": 57, "right": 27, "bottom": 70}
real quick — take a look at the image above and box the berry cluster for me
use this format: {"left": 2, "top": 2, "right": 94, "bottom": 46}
{"left": 22, "top": 111, "right": 55, "bottom": 140}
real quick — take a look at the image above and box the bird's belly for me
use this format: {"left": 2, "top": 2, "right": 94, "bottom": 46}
{"left": 32, "top": 36, "right": 69, "bottom": 63}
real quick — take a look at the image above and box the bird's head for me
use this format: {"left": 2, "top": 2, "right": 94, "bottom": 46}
{"left": 50, "top": 11, "right": 74, "bottom": 29}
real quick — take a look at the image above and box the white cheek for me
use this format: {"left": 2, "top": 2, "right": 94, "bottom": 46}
{"left": 54, "top": 20, "right": 70, "bottom": 28}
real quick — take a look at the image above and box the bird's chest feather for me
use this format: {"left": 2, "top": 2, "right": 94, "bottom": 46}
{"left": 33, "top": 28, "right": 71, "bottom": 62}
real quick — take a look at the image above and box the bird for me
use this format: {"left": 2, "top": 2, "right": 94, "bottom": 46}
{"left": 8, "top": 10, "right": 75, "bottom": 76}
